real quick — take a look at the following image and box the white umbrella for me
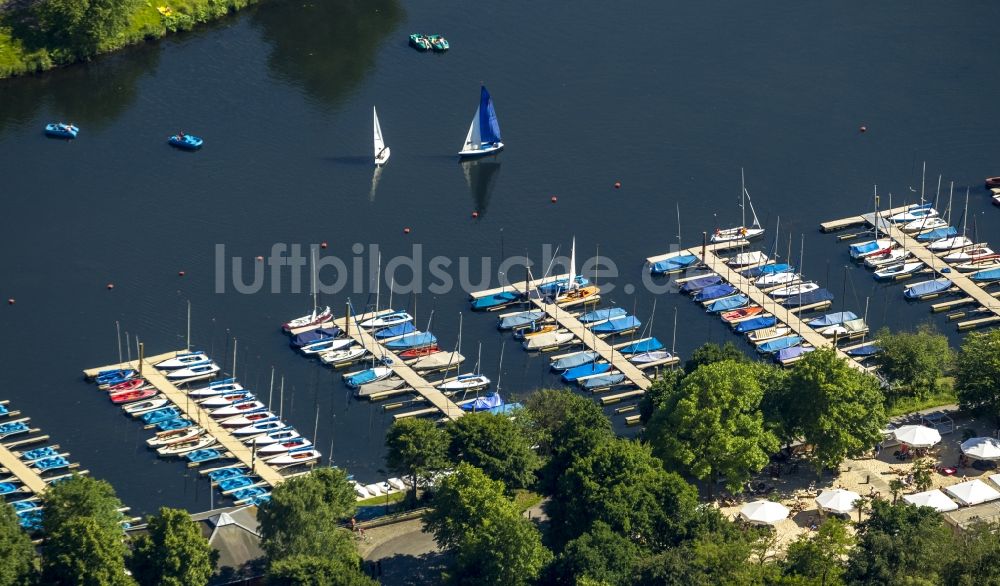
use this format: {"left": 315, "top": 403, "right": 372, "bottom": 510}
{"left": 960, "top": 437, "right": 1000, "bottom": 461}
{"left": 892, "top": 425, "right": 941, "bottom": 448}
{"left": 902, "top": 489, "right": 959, "bottom": 512}
{"left": 739, "top": 500, "right": 790, "bottom": 526}
{"left": 815, "top": 488, "right": 861, "bottom": 514}
{"left": 943, "top": 479, "right": 1000, "bottom": 506}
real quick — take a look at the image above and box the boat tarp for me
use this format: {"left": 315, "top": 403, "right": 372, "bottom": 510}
{"left": 486, "top": 402, "right": 523, "bottom": 416}
{"left": 971, "top": 268, "right": 1000, "bottom": 282}
{"left": 846, "top": 344, "right": 881, "bottom": 357}
{"left": 916, "top": 227, "right": 957, "bottom": 242}
{"left": 580, "top": 373, "right": 626, "bottom": 389}
{"left": 591, "top": 315, "right": 641, "bottom": 333}
{"left": 775, "top": 346, "right": 813, "bottom": 362}
{"left": 499, "top": 311, "right": 544, "bottom": 329}
{"left": 538, "top": 276, "right": 588, "bottom": 295}
{"left": 472, "top": 290, "right": 520, "bottom": 309}
{"left": 579, "top": 307, "right": 627, "bottom": 322}
{"left": 617, "top": 338, "right": 664, "bottom": 354}
{"left": 385, "top": 332, "right": 437, "bottom": 349}
{"left": 651, "top": 254, "right": 697, "bottom": 274}
{"left": 734, "top": 316, "right": 778, "bottom": 333}
{"left": 779, "top": 289, "right": 834, "bottom": 307}
{"left": 680, "top": 275, "right": 722, "bottom": 293}
{"left": 807, "top": 311, "right": 858, "bottom": 327}
{"left": 562, "top": 362, "right": 612, "bottom": 382}
{"left": 694, "top": 284, "right": 737, "bottom": 302}
{"left": 375, "top": 322, "right": 417, "bottom": 339}
{"left": 463, "top": 392, "right": 503, "bottom": 412}
{"left": 904, "top": 278, "right": 952, "bottom": 298}
{"left": 706, "top": 295, "right": 749, "bottom": 313}
{"left": 758, "top": 336, "right": 803, "bottom": 354}
{"left": 741, "top": 263, "right": 792, "bottom": 278}
{"left": 290, "top": 327, "right": 340, "bottom": 347}
{"left": 551, "top": 351, "right": 599, "bottom": 370}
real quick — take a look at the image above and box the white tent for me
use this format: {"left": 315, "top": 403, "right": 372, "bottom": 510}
{"left": 892, "top": 425, "right": 941, "bottom": 448}
{"left": 739, "top": 500, "right": 790, "bottom": 526}
{"left": 960, "top": 437, "right": 1000, "bottom": 461}
{"left": 902, "top": 489, "right": 959, "bottom": 512}
{"left": 815, "top": 488, "right": 861, "bottom": 514}
{"left": 987, "top": 474, "right": 1000, "bottom": 489}
{"left": 943, "top": 479, "right": 1000, "bottom": 506}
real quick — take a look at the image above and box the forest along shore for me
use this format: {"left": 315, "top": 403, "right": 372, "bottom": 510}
{"left": 0, "top": 0, "right": 261, "bottom": 78}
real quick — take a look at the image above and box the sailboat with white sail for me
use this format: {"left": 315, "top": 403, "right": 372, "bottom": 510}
{"left": 373, "top": 106, "right": 390, "bottom": 166}
{"left": 458, "top": 85, "right": 503, "bottom": 158}
{"left": 711, "top": 169, "right": 765, "bottom": 243}
{"left": 282, "top": 248, "right": 332, "bottom": 331}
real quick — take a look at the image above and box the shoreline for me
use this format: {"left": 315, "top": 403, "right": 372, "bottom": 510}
{"left": 0, "top": 0, "right": 263, "bottom": 79}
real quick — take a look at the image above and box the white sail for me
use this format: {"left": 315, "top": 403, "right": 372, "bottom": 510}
{"left": 373, "top": 107, "right": 390, "bottom": 166}
{"left": 568, "top": 237, "right": 577, "bottom": 291}
{"left": 462, "top": 107, "right": 481, "bottom": 152}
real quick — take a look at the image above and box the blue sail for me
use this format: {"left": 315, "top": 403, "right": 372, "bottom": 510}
{"left": 479, "top": 86, "right": 501, "bottom": 144}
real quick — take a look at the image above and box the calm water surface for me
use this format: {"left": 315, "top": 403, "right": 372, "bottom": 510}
{"left": 2, "top": 1, "right": 1000, "bottom": 514}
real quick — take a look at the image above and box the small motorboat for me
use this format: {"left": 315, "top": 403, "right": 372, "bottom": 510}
{"left": 411, "top": 351, "right": 465, "bottom": 371}
{"left": 265, "top": 447, "right": 322, "bottom": 467}
{"left": 497, "top": 311, "right": 544, "bottom": 330}
{"left": 258, "top": 437, "right": 313, "bottom": 455}
{"left": 344, "top": 367, "right": 394, "bottom": 389}
{"left": 233, "top": 488, "right": 271, "bottom": 505}
{"left": 198, "top": 391, "right": 254, "bottom": 408}
{"left": 356, "top": 377, "right": 406, "bottom": 398}
{"left": 109, "top": 388, "right": 158, "bottom": 405}
{"left": 168, "top": 133, "right": 204, "bottom": 150}
{"left": 399, "top": 345, "right": 440, "bottom": 358}
{"left": 207, "top": 467, "right": 247, "bottom": 481}
{"left": 157, "top": 435, "right": 217, "bottom": 457}
{"left": 523, "top": 331, "right": 575, "bottom": 351}
{"left": 32, "top": 456, "right": 70, "bottom": 472}
{"left": 680, "top": 275, "right": 723, "bottom": 294}
{"left": 864, "top": 249, "right": 910, "bottom": 269}
{"left": 155, "top": 352, "right": 211, "bottom": 370}
{"left": 769, "top": 282, "right": 819, "bottom": 297}
{"left": 165, "top": 362, "right": 221, "bottom": 380}
{"left": 650, "top": 253, "right": 698, "bottom": 275}
{"left": 19, "top": 447, "right": 58, "bottom": 462}
{"left": 218, "top": 476, "right": 260, "bottom": 493}
{"left": 186, "top": 381, "right": 243, "bottom": 397}
{"left": 579, "top": 373, "right": 626, "bottom": 391}
{"left": 141, "top": 407, "right": 181, "bottom": 425}
{"left": 993, "top": 193, "right": 1000, "bottom": 207}
{"left": 290, "top": 327, "right": 341, "bottom": 348}
{"left": 155, "top": 417, "right": 194, "bottom": 432}
{"left": 927, "top": 236, "right": 974, "bottom": 252}
{"left": 45, "top": 123, "right": 79, "bottom": 139}
{"left": 146, "top": 426, "right": 204, "bottom": 448}
{"left": 849, "top": 239, "right": 893, "bottom": 260}
{"left": 734, "top": 316, "right": 778, "bottom": 334}
{"left": 427, "top": 34, "right": 450, "bottom": 51}
{"left": 105, "top": 378, "right": 148, "bottom": 393}
{"left": 92, "top": 368, "right": 135, "bottom": 383}
{"left": 359, "top": 311, "right": 412, "bottom": 329}
{"left": 438, "top": 374, "right": 491, "bottom": 392}
{"left": 550, "top": 351, "right": 599, "bottom": 371}
{"left": 721, "top": 306, "right": 763, "bottom": 323}
{"left": 724, "top": 251, "right": 768, "bottom": 267}
{"left": 409, "top": 33, "right": 432, "bottom": 51}
{"left": 873, "top": 261, "right": 923, "bottom": 280}
{"left": 986, "top": 176, "right": 1000, "bottom": 188}
{"left": 513, "top": 324, "right": 557, "bottom": 340}
{"left": 283, "top": 306, "right": 333, "bottom": 332}
{"left": 123, "top": 397, "right": 170, "bottom": 416}
{"left": 320, "top": 346, "right": 368, "bottom": 366}
{"left": 97, "top": 371, "right": 138, "bottom": 389}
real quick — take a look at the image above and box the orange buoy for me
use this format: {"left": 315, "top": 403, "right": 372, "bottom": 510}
{"left": 472, "top": 211, "right": 479, "bottom": 218}
{"left": 178, "top": 270, "right": 185, "bottom": 277}
{"left": 321, "top": 241, "right": 328, "bottom": 249}
{"left": 256, "top": 255, "right": 264, "bottom": 262}
{"left": 551, "top": 196, "right": 558, "bottom": 203}
{"left": 7, "top": 299, "right": 14, "bottom": 305}
{"left": 859, "top": 125, "right": 868, "bottom": 133}
{"left": 403, "top": 227, "right": 411, "bottom": 234}
{"left": 614, "top": 181, "right": 622, "bottom": 189}
{"left": 106, "top": 283, "right": 115, "bottom": 290}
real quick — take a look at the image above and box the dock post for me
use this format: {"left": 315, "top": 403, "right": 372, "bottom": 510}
{"left": 702, "top": 232, "right": 707, "bottom": 264}
{"left": 138, "top": 342, "right": 144, "bottom": 374}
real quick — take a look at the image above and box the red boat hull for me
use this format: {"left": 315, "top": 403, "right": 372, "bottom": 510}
{"left": 110, "top": 388, "right": 158, "bottom": 404}
{"left": 399, "top": 345, "right": 440, "bottom": 358}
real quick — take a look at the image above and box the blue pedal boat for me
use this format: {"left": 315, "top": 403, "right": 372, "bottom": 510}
{"left": 168, "top": 133, "right": 204, "bottom": 150}
{"left": 45, "top": 123, "right": 79, "bottom": 139}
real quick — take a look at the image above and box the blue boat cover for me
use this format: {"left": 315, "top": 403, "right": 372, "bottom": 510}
{"left": 846, "top": 344, "right": 881, "bottom": 357}
{"left": 651, "top": 254, "right": 697, "bottom": 274}
{"left": 706, "top": 294, "right": 749, "bottom": 313}
{"left": 904, "top": 278, "right": 952, "bottom": 299}
{"left": 463, "top": 392, "right": 504, "bottom": 412}
{"left": 472, "top": 291, "right": 520, "bottom": 310}
{"left": 850, "top": 241, "right": 881, "bottom": 255}
{"left": 591, "top": 315, "right": 641, "bottom": 333}
{"left": 734, "top": 316, "right": 778, "bottom": 333}
{"left": 208, "top": 467, "right": 246, "bottom": 481}
{"left": 617, "top": 338, "right": 664, "bottom": 354}
{"left": 971, "top": 268, "right": 1000, "bottom": 282}
{"left": 562, "top": 362, "right": 611, "bottom": 382}
{"left": 916, "top": 227, "right": 957, "bottom": 242}
{"left": 480, "top": 86, "right": 502, "bottom": 144}
{"left": 694, "top": 284, "right": 737, "bottom": 302}
{"left": 679, "top": 275, "right": 722, "bottom": 293}
{"left": 806, "top": 311, "right": 858, "bottom": 327}
{"left": 580, "top": 373, "right": 626, "bottom": 389}
{"left": 375, "top": 322, "right": 417, "bottom": 339}
{"left": 0, "top": 483, "right": 20, "bottom": 495}
{"left": 385, "top": 332, "right": 437, "bottom": 349}
{"left": 142, "top": 407, "right": 180, "bottom": 424}
{"left": 538, "top": 276, "right": 588, "bottom": 296}
{"left": 186, "top": 449, "right": 221, "bottom": 463}
{"left": 779, "top": 289, "right": 834, "bottom": 307}
{"left": 775, "top": 346, "right": 814, "bottom": 362}
{"left": 758, "top": 336, "right": 803, "bottom": 354}
{"left": 21, "top": 447, "right": 57, "bottom": 461}
{"left": 486, "top": 402, "right": 522, "bottom": 416}
{"left": 551, "top": 351, "right": 599, "bottom": 371}
{"left": 219, "top": 476, "right": 254, "bottom": 491}
{"left": 579, "top": 307, "right": 626, "bottom": 323}
{"left": 741, "top": 263, "right": 792, "bottom": 278}
{"left": 291, "top": 327, "right": 341, "bottom": 347}
{"left": 345, "top": 369, "right": 383, "bottom": 388}
{"left": 499, "top": 311, "right": 544, "bottom": 329}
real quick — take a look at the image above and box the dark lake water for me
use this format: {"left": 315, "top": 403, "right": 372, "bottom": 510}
{"left": 3, "top": 0, "right": 1000, "bottom": 515}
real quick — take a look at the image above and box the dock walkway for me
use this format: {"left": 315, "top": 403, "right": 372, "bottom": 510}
{"left": 83, "top": 351, "right": 286, "bottom": 488}
{"left": 0, "top": 443, "right": 48, "bottom": 495}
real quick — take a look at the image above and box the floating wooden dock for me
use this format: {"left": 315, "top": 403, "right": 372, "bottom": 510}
{"left": 818, "top": 204, "right": 914, "bottom": 232}
{"left": 0, "top": 443, "right": 48, "bottom": 495}
{"left": 83, "top": 351, "right": 286, "bottom": 488}
{"left": 332, "top": 311, "right": 466, "bottom": 421}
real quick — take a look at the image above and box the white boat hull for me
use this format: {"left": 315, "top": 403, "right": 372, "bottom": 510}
{"left": 458, "top": 142, "right": 504, "bottom": 158}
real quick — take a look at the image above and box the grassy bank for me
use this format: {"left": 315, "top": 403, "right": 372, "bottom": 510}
{"left": 0, "top": 0, "right": 260, "bottom": 79}
{"left": 886, "top": 377, "right": 957, "bottom": 417}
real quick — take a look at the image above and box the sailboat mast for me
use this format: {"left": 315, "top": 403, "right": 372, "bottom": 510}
{"left": 920, "top": 161, "right": 926, "bottom": 204}
{"left": 374, "top": 252, "right": 381, "bottom": 314}
{"left": 962, "top": 188, "right": 970, "bottom": 239}
{"left": 947, "top": 182, "right": 954, "bottom": 225}
{"left": 186, "top": 301, "right": 191, "bottom": 352}
{"left": 569, "top": 237, "right": 577, "bottom": 290}
{"left": 311, "top": 248, "right": 318, "bottom": 316}
{"left": 740, "top": 168, "right": 746, "bottom": 228}
{"left": 676, "top": 203, "right": 682, "bottom": 249}
{"left": 671, "top": 306, "right": 678, "bottom": 356}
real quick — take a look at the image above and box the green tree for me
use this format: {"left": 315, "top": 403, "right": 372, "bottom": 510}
{"left": 778, "top": 349, "right": 887, "bottom": 472}
{"left": 638, "top": 369, "right": 683, "bottom": 424}
{"left": 266, "top": 554, "right": 377, "bottom": 586}
{"left": 647, "top": 360, "right": 779, "bottom": 493}
{"left": 424, "top": 463, "right": 550, "bottom": 585}
{"left": 34, "top": 0, "right": 140, "bottom": 55}
{"left": 129, "top": 507, "right": 217, "bottom": 586}
{"left": 874, "top": 324, "right": 953, "bottom": 401}
{"left": 446, "top": 412, "right": 540, "bottom": 490}
{"left": 551, "top": 438, "right": 700, "bottom": 549}
{"left": 845, "top": 500, "right": 952, "bottom": 585}
{"left": 43, "top": 516, "right": 134, "bottom": 586}
{"left": 0, "top": 503, "right": 36, "bottom": 586}
{"left": 941, "top": 521, "right": 1000, "bottom": 586}
{"left": 634, "top": 524, "right": 778, "bottom": 586}
{"left": 684, "top": 341, "right": 748, "bottom": 374}
{"left": 385, "top": 418, "right": 450, "bottom": 500}
{"left": 782, "top": 518, "right": 852, "bottom": 585}
{"left": 257, "top": 468, "right": 357, "bottom": 561}
{"left": 522, "top": 389, "right": 614, "bottom": 495}
{"left": 956, "top": 329, "right": 1000, "bottom": 426}
{"left": 547, "top": 521, "right": 641, "bottom": 586}
{"left": 42, "top": 475, "right": 125, "bottom": 536}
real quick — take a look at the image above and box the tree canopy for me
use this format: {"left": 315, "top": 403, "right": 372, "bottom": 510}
{"left": 874, "top": 324, "right": 953, "bottom": 400}
{"left": 266, "top": 554, "right": 377, "bottom": 586}
{"left": 446, "top": 412, "right": 540, "bottom": 491}
{"left": 782, "top": 517, "right": 852, "bottom": 585}
{"left": 646, "top": 360, "right": 779, "bottom": 493}
{"left": 0, "top": 503, "right": 36, "bottom": 586}
{"left": 845, "top": 500, "right": 952, "bottom": 585}
{"left": 43, "top": 515, "right": 135, "bottom": 586}
{"left": 128, "top": 507, "right": 217, "bottom": 586}
{"left": 385, "top": 417, "right": 450, "bottom": 499}
{"left": 424, "top": 463, "right": 550, "bottom": 585}
{"left": 776, "top": 348, "right": 887, "bottom": 471}
{"left": 683, "top": 341, "right": 748, "bottom": 374}
{"left": 33, "top": 0, "right": 140, "bottom": 56}
{"left": 42, "top": 474, "right": 125, "bottom": 536}
{"left": 547, "top": 521, "right": 641, "bottom": 586}
{"left": 956, "top": 329, "right": 1000, "bottom": 426}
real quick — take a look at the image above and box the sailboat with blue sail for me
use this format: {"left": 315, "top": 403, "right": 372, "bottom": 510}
{"left": 459, "top": 85, "right": 504, "bottom": 158}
